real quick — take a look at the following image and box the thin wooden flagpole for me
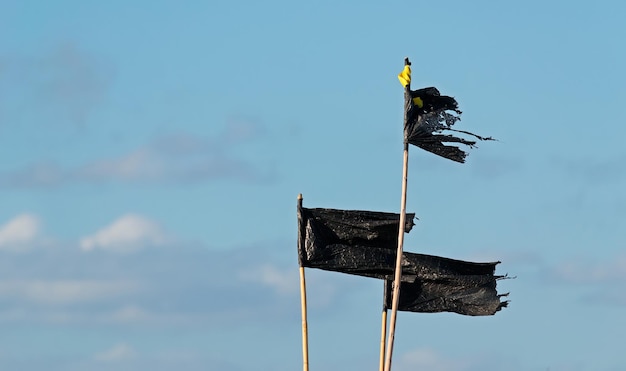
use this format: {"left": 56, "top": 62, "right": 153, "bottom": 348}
{"left": 379, "top": 308, "right": 387, "bottom": 371}
{"left": 299, "top": 266, "right": 309, "bottom": 371}
{"left": 379, "top": 280, "right": 390, "bottom": 371}
{"left": 297, "top": 194, "right": 310, "bottom": 371}
{"left": 384, "top": 58, "right": 412, "bottom": 371}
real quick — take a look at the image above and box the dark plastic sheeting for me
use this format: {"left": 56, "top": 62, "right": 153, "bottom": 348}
{"left": 298, "top": 207, "right": 416, "bottom": 280}
{"left": 297, "top": 205, "right": 508, "bottom": 316}
{"left": 405, "top": 87, "right": 493, "bottom": 163}
{"left": 384, "top": 254, "right": 508, "bottom": 316}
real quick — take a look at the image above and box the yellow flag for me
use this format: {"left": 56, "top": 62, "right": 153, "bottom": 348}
{"left": 398, "top": 65, "right": 411, "bottom": 87}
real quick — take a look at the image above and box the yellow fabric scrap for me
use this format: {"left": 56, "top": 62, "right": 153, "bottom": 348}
{"left": 412, "top": 96, "right": 424, "bottom": 108}
{"left": 398, "top": 65, "right": 411, "bottom": 87}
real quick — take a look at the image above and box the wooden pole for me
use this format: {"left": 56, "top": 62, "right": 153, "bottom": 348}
{"left": 299, "top": 266, "right": 309, "bottom": 371}
{"left": 297, "top": 194, "right": 310, "bottom": 371}
{"left": 383, "top": 143, "right": 409, "bottom": 371}
{"left": 379, "top": 309, "right": 387, "bottom": 371}
{"left": 384, "top": 58, "right": 412, "bottom": 371}
{"left": 379, "top": 281, "right": 389, "bottom": 371}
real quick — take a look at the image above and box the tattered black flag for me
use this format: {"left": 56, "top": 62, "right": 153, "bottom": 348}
{"left": 384, "top": 254, "right": 508, "bottom": 316}
{"left": 297, "top": 205, "right": 417, "bottom": 281}
{"left": 398, "top": 62, "right": 494, "bottom": 163}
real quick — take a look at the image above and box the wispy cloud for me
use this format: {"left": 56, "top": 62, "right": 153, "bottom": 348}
{"left": 543, "top": 254, "right": 626, "bottom": 307}
{"left": 94, "top": 343, "right": 137, "bottom": 362}
{"left": 239, "top": 265, "right": 299, "bottom": 295}
{"left": 0, "top": 213, "right": 299, "bottom": 327}
{"left": 79, "top": 214, "right": 168, "bottom": 253}
{"left": 0, "top": 211, "right": 379, "bottom": 333}
{"left": 549, "top": 255, "right": 626, "bottom": 285}
{"left": 0, "top": 122, "right": 273, "bottom": 188}
{"left": 0, "top": 214, "right": 40, "bottom": 251}
{"left": 0, "top": 279, "right": 139, "bottom": 305}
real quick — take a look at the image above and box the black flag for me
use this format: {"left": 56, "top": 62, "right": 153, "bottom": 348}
{"left": 297, "top": 205, "right": 418, "bottom": 281}
{"left": 384, "top": 254, "right": 508, "bottom": 316}
{"left": 297, "top": 205, "right": 508, "bottom": 315}
{"left": 398, "top": 63, "right": 494, "bottom": 163}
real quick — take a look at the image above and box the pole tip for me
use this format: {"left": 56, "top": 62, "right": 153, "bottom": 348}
{"left": 298, "top": 193, "right": 303, "bottom": 200}
{"left": 404, "top": 57, "right": 411, "bottom": 66}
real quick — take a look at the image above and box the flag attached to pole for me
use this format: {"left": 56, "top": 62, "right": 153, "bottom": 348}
{"left": 297, "top": 205, "right": 418, "bottom": 281}
{"left": 399, "top": 63, "right": 494, "bottom": 163}
{"left": 298, "top": 204, "right": 509, "bottom": 315}
{"left": 385, "top": 253, "right": 508, "bottom": 316}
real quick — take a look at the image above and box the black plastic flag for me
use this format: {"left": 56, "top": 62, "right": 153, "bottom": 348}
{"left": 297, "top": 206, "right": 417, "bottom": 281}
{"left": 398, "top": 63, "right": 494, "bottom": 163}
{"left": 297, "top": 205, "right": 508, "bottom": 315}
{"left": 384, "top": 254, "right": 508, "bottom": 316}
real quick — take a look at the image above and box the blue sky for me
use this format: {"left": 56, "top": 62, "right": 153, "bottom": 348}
{"left": 1, "top": 1, "right": 625, "bottom": 370}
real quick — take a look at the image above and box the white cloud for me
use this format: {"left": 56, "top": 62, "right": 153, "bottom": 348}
{"left": 0, "top": 279, "right": 138, "bottom": 305}
{"left": 239, "top": 265, "right": 299, "bottom": 295}
{"left": 0, "top": 240, "right": 300, "bottom": 326}
{"left": 0, "top": 126, "right": 272, "bottom": 189}
{"left": 94, "top": 343, "right": 137, "bottom": 362}
{"left": 0, "top": 305, "right": 167, "bottom": 326}
{"left": 0, "top": 213, "right": 40, "bottom": 250}
{"left": 77, "top": 149, "right": 166, "bottom": 182}
{"left": 238, "top": 264, "right": 350, "bottom": 308}
{"left": 80, "top": 214, "right": 168, "bottom": 252}
{"left": 74, "top": 142, "right": 262, "bottom": 184}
